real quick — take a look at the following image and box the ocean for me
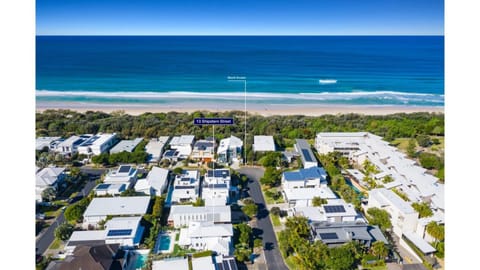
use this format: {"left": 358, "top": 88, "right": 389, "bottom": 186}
{"left": 36, "top": 36, "right": 444, "bottom": 107}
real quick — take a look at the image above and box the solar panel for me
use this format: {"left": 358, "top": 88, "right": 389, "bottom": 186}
{"left": 96, "top": 184, "right": 110, "bottom": 190}
{"left": 208, "top": 169, "right": 230, "bottom": 178}
{"left": 228, "top": 259, "right": 237, "bottom": 270}
{"left": 301, "top": 149, "right": 314, "bottom": 162}
{"left": 107, "top": 229, "right": 132, "bottom": 237}
{"left": 319, "top": 232, "right": 338, "bottom": 240}
{"left": 324, "top": 205, "right": 346, "bottom": 213}
{"left": 217, "top": 263, "right": 225, "bottom": 270}
{"left": 118, "top": 165, "right": 131, "bottom": 173}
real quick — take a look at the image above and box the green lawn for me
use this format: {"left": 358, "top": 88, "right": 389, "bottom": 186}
{"left": 271, "top": 214, "right": 281, "bottom": 227}
{"left": 49, "top": 238, "right": 62, "bottom": 250}
{"left": 262, "top": 187, "right": 285, "bottom": 205}
{"left": 285, "top": 256, "right": 298, "bottom": 270}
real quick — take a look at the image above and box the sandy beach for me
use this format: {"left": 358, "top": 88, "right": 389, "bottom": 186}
{"left": 36, "top": 101, "right": 444, "bottom": 116}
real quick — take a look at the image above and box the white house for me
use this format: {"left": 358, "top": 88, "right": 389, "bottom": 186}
{"left": 36, "top": 137, "right": 62, "bottom": 151}
{"left": 253, "top": 135, "right": 276, "bottom": 152}
{"left": 217, "top": 135, "right": 243, "bottom": 164}
{"left": 93, "top": 183, "right": 126, "bottom": 196}
{"left": 282, "top": 166, "right": 335, "bottom": 206}
{"left": 171, "top": 170, "right": 200, "bottom": 203}
{"left": 65, "top": 216, "right": 144, "bottom": 253}
{"left": 77, "top": 133, "right": 117, "bottom": 156}
{"left": 152, "top": 258, "right": 189, "bottom": 270}
{"left": 366, "top": 188, "right": 418, "bottom": 238}
{"left": 109, "top": 138, "right": 143, "bottom": 154}
{"left": 134, "top": 167, "right": 169, "bottom": 196}
{"left": 103, "top": 165, "right": 138, "bottom": 188}
{"left": 146, "top": 136, "right": 170, "bottom": 163}
{"left": 83, "top": 196, "right": 150, "bottom": 227}
{"left": 168, "top": 205, "right": 231, "bottom": 227}
{"left": 191, "top": 138, "right": 215, "bottom": 162}
{"left": 202, "top": 169, "right": 233, "bottom": 206}
{"left": 294, "top": 139, "right": 318, "bottom": 168}
{"left": 35, "top": 167, "right": 66, "bottom": 202}
{"left": 54, "top": 134, "right": 92, "bottom": 156}
{"left": 169, "top": 135, "right": 195, "bottom": 158}
{"left": 292, "top": 198, "right": 360, "bottom": 223}
{"left": 178, "top": 221, "right": 233, "bottom": 255}
{"left": 192, "top": 256, "right": 216, "bottom": 270}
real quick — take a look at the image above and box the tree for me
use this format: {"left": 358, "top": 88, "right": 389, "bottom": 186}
{"left": 173, "top": 167, "right": 183, "bottom": 175}
{"left": 382, "top": 175, "right": 394, "bottom": 184}
{"left": 41, "top": 187, "right": 56, "bottom": 202}
{"left": 312, "top": 196, "right": 327, "bottom": 207}
{"left": 370, "top": 241, "right": 388, "bottom": 259}
{"left": 120, "top": 188, "right": 137, "bottom": 197}
{"left": 407, "top": 138, "right": 417, "bottom": 158}
{"left": 418, "top": 152, "right": 441, "bottom": 170}
{"left": 54, "top": 222, "right": 74, "bottom": 241}
{"left": 152, "top": 196, "right": 165, "bottom": 219}
{"left": 193, "top": 197, "right": 205, "bottom": 206}
{"left": 64, "top": 203, "right": 85, "bottom": 223}
{"left": 411, "top": 202, "right": 433, "bottom": 218}
{"left": 270, "top": 206, "right": 281, "bottom": 216}
{"left": 426, "top": 221, "right": 444, "bottom": 243}
{"left": 242, "top": 203, "right": 258, "bottom": 219}
{"left": 416, "top": 135, "right": 431, "bottom": 147}
{"left": 367, "top": 208, "right": 392, "bottom": 230}
{"left": 258, "top": 152, "right": 282, "bottom": 167}
{"left": 259, "top": 167, "right": 281, "bottom": 187}
{"left": 254, "top": 238, "right": 263, "bottom": 248}
{"left": 325, "top": 246, "right": 355, "bottom": 270}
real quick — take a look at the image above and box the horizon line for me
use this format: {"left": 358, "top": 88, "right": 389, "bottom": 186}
{"left": 36, "top": 34, "right": 445, "bottom": 37}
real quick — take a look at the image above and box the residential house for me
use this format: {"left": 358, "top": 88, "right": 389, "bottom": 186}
{"left": 94, "top": 183, "right": 126, "bottom": 196}
{"left": 192, "top": 256, "right": 216, "bottom": 270}
{"left": 54, "top": 134, "right": 92, "bottom": 156}
{"left": 35, "top": 166, "right": 66, "bottom": 202}
{"left": 65, "top": 216, "right": 144, "bottom": 253}
{"left": 36, "top": 136, "right": 62, "bottom": 151}
{"left": 217, "top": 135, "right": 243, "bottom": 164}
{"left": 109, "top": 138, "right": 143, "bottom": 154}
{"left": 253, "top": 135, "right": 276, "bottom": 152}
{"left": 146, "top": 136, "right": 170, "bottom": 163}
{"left": 202, "top": 169, "right": 233, "bottom": 206}
{"left": 152, "top": 258, "right": 189, "bottom": 270}
{"left": 171, "top": 170, "right": 200, "bottom": 203}
{"left": 103, "top": 165, "right": 138, "bottom": 189}
{"left": 191, "top": 138, "right": 215, "bottom": 162}
{"left": 294, "top": 139, "right": 318, "bottom": 168}
{"left": 134, "top": 167, "right": 169, "bottom": 196}
{"left": 83, "top": 196, "right": 150, "bottom": 227}
{"left": 169, "top": 135, "right": 195, "bottom": 158}
{"left": 281, "top": 166, "right": 336, "bottom": 206}
{"left": 310, "top": 221, "right": 388, "bottom": 248}
{"left": 77, "top": 133, "right": 117, "bottom": 156}
{"left": 178, "top": 221, "right": 233, "bottom": 255}
{"left": 168, "top": 205, "right": 231, "bottom": 227}
{"left": 46, "top": 244, "right": 127, "bottom": 270}
{"left": 292, "top": 198, "right": 361, "bottom": 223}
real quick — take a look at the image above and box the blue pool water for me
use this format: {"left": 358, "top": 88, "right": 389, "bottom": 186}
{"left": 159, "top": 235, "right": 171, "bottom": 251}
{"left": 134, "top": 254, "right": 148, "bottom": 269}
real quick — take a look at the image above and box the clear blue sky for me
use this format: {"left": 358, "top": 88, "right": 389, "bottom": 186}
{"left": 36, "top": 0, "right": 444, "bottom": 35}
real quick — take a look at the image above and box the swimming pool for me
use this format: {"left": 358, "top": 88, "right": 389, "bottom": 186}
{"left": 134, "top": 253, "right": 148, "bottom": 269}
{"left": 159, "top": 235, "right": 171, "bottom": 251}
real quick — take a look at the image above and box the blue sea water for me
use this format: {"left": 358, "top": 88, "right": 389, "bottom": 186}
{"left": 36, "top": 36, "right": 444, "bottom": 107}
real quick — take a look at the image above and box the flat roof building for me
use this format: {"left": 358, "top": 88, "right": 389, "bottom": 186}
{"left": 83, "top": 196, "right": 150, "bottom": 226}
{"left": 78, "top": 133, "right": 117, "bottom": 156}
{"left": 168, "top": 205, "right": 231, "bottom": 227}
{"left": 145, "top": 136, "right": 169, "bottom": 163}
{"left": 253, "top": 135, "right": 276, "bottom": 152}
{"left": 152, "top": 258, "right": 189, "bottom": 270}
{"left": 109, "top": 138, "right": 143, "bottom": 154}
{"left": 36, "top": 137, "right": 62, "bottom": 151}
{"left": 134, "top": 167, "right": 169, "bottom": 196}
{"left": 310, "top": 222, "right": 388, "bottom": 248}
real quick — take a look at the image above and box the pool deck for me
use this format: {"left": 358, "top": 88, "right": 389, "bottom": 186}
{"left": 154, "top": 231, "right": 175, "bottom": 254}
{"left": 126, "top": 249, "right": 150, "bottom": 270}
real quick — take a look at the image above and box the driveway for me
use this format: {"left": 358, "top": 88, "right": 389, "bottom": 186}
{"left": 238, "top": 167, "right": 289, "bottom": 270}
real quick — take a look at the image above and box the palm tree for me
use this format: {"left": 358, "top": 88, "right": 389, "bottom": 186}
{"left": 371, "top": 241, "right": 388, "bottom": 259}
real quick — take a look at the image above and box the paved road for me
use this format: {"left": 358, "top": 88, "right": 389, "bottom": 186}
{"left": 36, "top": 170, "right": 100, "bottom": 256}
{"left": 238, "top": 167, "right": 289, "bottom": 270}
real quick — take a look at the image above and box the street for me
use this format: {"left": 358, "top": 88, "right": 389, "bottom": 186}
{"left": 36, "top": 169, "right": 100, "bottom": 256}
{"left": 238, "top": 167, "right": 289, "bottom": 270}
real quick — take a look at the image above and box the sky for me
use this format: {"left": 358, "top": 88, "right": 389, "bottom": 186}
{"left": 36, "top": 0, "right": 444, "bottom": 35}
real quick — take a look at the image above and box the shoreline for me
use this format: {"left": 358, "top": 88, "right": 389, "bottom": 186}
{"left": 36, "top": 102, "right": 444, "bottom": 116}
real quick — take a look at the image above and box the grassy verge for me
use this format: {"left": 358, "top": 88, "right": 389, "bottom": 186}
{"left": 284, "top": 256, "right": 297, "bottom": 270}
{"left": 49, "top": 238, "right": 62, "bottom": 250}
{"left": 271, "top": 214, "right": 281, "bottom": 227}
